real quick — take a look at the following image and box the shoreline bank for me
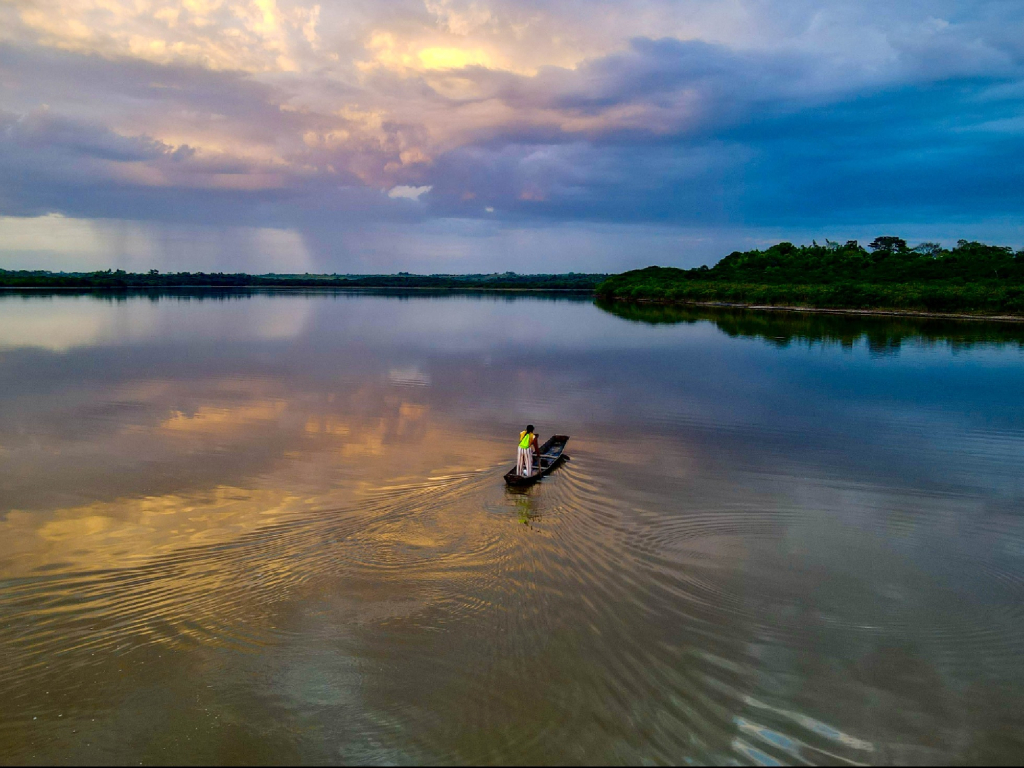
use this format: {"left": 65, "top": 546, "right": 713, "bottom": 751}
{"left": 598, "top": 296, "right": 1024, "bottom": 323}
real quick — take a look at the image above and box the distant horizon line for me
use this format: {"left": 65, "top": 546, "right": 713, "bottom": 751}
{"left": 0, "top": 269, "right": 611, "bottom": 278}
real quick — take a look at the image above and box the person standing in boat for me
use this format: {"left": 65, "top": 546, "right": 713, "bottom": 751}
{"left": 516, "top": 425, "right": 540, "bottom": 477}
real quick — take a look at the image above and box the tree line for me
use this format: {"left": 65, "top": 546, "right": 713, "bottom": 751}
{"left": 596, "top": 238, "right": 1024, "bottom": 315}
{"left": 0, "top": 269, "right": 607, "bottom": 290}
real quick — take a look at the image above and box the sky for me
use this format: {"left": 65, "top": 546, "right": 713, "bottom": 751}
{"left": 0, "top": 0, "right": 1022, "bottom": 274}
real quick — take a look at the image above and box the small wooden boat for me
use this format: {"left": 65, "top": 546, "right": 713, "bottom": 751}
{"left": 504, "top": 434, "right": 570, "bottom": 487}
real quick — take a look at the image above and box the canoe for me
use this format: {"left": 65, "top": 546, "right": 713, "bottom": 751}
{"left": 504, "top": 434, "right": 570, "bottom": 487}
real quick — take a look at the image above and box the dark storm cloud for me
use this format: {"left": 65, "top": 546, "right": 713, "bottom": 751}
{"left": 416, "top": 29, "right": 1024, "bottom": 226}
{"left": 730, "top": 79, "right": 1024, "bottom": 225}
{"left": 425, "top": 75, "right": 1024, "bottom": 226}
{"left": 1, "top": 109, "right": 171, "bottom": 162}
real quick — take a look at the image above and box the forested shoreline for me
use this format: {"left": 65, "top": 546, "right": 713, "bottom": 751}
{"left": 8, "top": 236, "right": 1024, "bottom": 317}
{"left": 0, "top": 270, "right": 606, "bottom": 291}
{"left": 596, "top": 238, "right": 1024, "bottom": 316}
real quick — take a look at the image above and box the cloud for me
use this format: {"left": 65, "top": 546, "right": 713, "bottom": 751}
{"left": 388, "top": 185, "right": 433, "bottom": 200}
{"left": 0, "top": 0, "right": 1022, "bottom": 271}
{"left": 5, "top": 0, "right": 325, "bottom": 73}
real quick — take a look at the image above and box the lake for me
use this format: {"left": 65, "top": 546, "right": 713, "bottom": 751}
{"left": 1, "top": 291, "right": 1023, "bottom": 765}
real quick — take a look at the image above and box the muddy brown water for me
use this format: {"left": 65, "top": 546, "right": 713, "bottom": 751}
{"left": 1, "top": 291, "right": 1023, "bottom": 764}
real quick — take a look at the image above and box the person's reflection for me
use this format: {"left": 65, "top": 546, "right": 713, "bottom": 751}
{"left": 509, "top": 489, "right": 541, "bottom": 528}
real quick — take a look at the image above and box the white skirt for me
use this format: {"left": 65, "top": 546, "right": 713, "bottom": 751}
{"left": 516, "top": 447, "right": 534, "bottom": 477}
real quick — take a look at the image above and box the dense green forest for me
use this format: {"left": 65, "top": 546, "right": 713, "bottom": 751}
{"left": 0, "top": 270, "right": 606, "bottom": 290}
{"left": 596, "top": 238, "right": 1024, "bottom": 316}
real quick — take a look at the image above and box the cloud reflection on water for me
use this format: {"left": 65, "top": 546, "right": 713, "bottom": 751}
{"left": 0, "top": 292, "right": 1023, "bottom": 764}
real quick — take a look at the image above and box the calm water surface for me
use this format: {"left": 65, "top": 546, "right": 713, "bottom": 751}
{"left": 1, "top": 292, "right": 1023, "bottom": 765}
